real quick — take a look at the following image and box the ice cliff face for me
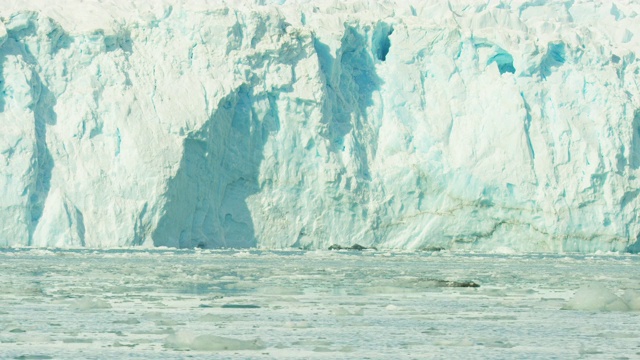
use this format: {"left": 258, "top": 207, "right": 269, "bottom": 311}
{"left": 2, "top": 0, "right": 640, "bottom": 252}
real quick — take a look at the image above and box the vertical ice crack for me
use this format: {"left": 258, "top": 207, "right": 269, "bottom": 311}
{"left": 520, "top": 92, "right": 536, "bottom": 161}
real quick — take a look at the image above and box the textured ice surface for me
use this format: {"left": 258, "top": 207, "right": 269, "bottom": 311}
{"left": 563, "top": 282, "right": 640, "bottom": 312}
{"left": 0, "top": 249, "right": 639, "bottom": 358}
{"left": 2, "top": 0, "right": 640, "bottom": 251}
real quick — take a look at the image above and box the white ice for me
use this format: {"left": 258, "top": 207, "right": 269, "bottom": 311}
{"left": 1, "top": 1, "right": 640, "bottom": 252}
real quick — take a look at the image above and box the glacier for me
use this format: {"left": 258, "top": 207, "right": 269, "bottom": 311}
{"left": 1, "top": 0, "right": 640, "bottom": 252}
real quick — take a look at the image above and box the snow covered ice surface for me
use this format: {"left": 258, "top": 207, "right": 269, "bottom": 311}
{"left": 3, "top": 0, "right": 640, "bottom": 251}
{"left": 0, "top": 249, "right": 639, "bottom": 359}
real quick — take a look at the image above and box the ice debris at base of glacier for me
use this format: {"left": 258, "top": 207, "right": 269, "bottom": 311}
{"left": 2, "top": 0, "right": 640, "bottom": 252}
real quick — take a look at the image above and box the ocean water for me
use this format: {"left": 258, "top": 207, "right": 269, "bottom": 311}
{"left": 0, "top": 249, "right": 639, "bottom": 359}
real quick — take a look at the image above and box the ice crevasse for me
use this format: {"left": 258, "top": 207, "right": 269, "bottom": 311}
{"left": 1, "top": 0, "right": 640, "bottom": 252}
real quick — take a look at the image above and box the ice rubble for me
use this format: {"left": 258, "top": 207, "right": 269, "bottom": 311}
{"left": 2, "top": 0, "right": 640, "bottom": 251}
{"left": 563, "top": 283, "right": 640, "bottom": 312}
{"left": 165, "top": 332, "right": 265, "bottom": 351}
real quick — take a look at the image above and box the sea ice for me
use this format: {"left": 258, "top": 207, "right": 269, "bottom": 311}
{"left": 563, "top": 282, "right": 640, "bottom": 312}
{"left": 0, "top": 249, "right": 638, "bottom": 358}
{"left": 165, "top": 332, "right": 265, "bottom": 351}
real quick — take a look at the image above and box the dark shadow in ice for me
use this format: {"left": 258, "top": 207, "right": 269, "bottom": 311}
{"left": 372, "top": 22, "right": 393, "bottom": 62}
{"left": 46, "top": 19, "right": 74, "bottom": 55}
{"left": 104, "top": 30, "right": 133, "bottom": 53}
{"left": 630, "top": 109, "right": 640, "bottom": 170}
{"left": 0, "top": 49, "right": 4, "bottom": 113}
{"left": 153, "top": 86, "right": 278, "bottom": 249}
{"left": 314, "top": 26, "right": 382, "bottom": 181}
{"left": 325, "top": 26, "right": 381, "bottom": 146}
{"left": 1, "top": 15, "right": 57, "bottom": 243}
{"left": 29, "top": 71, "right": 56, "bottom": 240}
{"left": 488, "top": 51, "right": 516, "bottom": 75}
{"left": 540, "top": 42, "right": 566, "bottom": 79}
{"left": 626, "top": 234, "right": 640, "bottom": 254}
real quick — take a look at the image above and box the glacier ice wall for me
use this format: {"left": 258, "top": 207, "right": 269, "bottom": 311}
{"left": 2, "top": 0, "right": 640, "bottom": 252}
